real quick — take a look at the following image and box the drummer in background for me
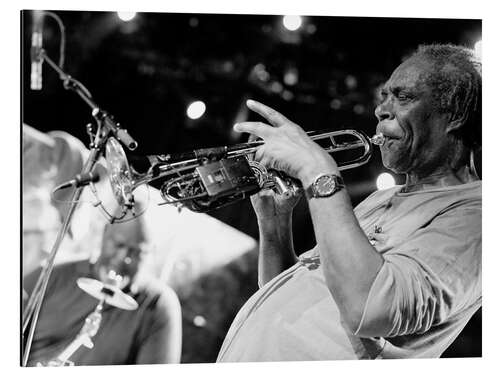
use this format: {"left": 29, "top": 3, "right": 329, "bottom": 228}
{"left": 22, "top": 206, "right": 183, "bottom": 366}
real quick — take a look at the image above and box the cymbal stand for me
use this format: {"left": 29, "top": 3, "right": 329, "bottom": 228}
{"left": 38, "top": 299, "right": 105, "bottom": 367}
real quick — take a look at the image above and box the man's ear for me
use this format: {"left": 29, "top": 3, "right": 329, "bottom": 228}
{"left": 445, "top": 111, "right": 466, "bottom": 134}
{"left": 446, "top": 119, "right": 464, "bottom": 134}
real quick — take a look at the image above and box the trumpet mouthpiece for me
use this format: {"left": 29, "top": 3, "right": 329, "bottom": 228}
{"left": 370, "top": 133, "right": 386, "bottom": 146}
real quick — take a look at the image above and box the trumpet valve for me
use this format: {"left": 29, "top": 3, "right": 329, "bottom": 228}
{"left": 269, "top": 171, "right": 301, "bottom": 197}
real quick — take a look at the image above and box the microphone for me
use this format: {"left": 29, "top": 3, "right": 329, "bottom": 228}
{"left": 30, "top": 11, "right": 44, "bottom": 90}
{"left": 115, "top": 128, "right": 138, "bottom": 151}
{"left": 55, "top": 172, "right": 100, "bottom": 190}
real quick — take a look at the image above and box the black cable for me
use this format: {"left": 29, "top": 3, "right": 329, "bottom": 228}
{"left": 40, "top": 11, "right": 66, "bottom": 70}
{"left": 39, "top": 11, "right": 94, "bottom": 100}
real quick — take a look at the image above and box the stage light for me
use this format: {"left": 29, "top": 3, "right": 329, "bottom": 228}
{"left": 187, "top": 101, "right": 206, "bottom": 120}
{"left": 282, "top": 90, "right": 294, "bottom": 101}
{"left": 283, "top": 16, "right": 302, "bottom": 31}
{"left": 284, "top": 67, "right": 299, "bottom": 86}
{"left": 117, "top": 12, "right": 136, "bottom": 22}
{"left": 376, "top": 173, "right": 396, "bottom": 190}
{"left": 353, "top": 104, "right": 365, "bottom": 115}
{"left": 306, "top": 24, "right": 317, "bottom": 34}
{"left": 253, "top": 63, "right": 270, "bottom": 82}
{"left": 270, "top": 81, "right": 284, "bottom": 93}
{"left": 189, "top": 17, "right": 199, "bottom": 27}
{"left": 474, "top": 40, "right": 482, "bottom": 58}
{"left": 193, "top": 315, "right": 207, "bottom": 327}
{"left": 330, "top": 99, "right": 342, "bottom": 110}
{"left": 345, "top": 75, "right": 358, "bottom": 90}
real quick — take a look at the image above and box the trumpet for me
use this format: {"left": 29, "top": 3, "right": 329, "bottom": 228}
{"left": 105, "top": 130, "right": 386, "bottom": 213}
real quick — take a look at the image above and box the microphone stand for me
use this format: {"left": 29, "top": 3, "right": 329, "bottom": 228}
{"left": 22, "top": 48, "right": 138, "bottom": 366}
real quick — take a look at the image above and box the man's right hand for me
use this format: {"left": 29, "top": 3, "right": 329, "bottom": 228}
{"left": 251, "top": 186, "right": 300, "bottom": 286}
{"left": 246, "top": 134, "right": 301, "bottom": 284}
{"left": 250, "top": 187, "right": 302, "bottom": 222}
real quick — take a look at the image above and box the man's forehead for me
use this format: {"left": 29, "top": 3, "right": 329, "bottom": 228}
{"left": 104, "top": 220, "right": 147, "bottom": 243}
{"left": 383, "top": 58, "right": 432, "bottom": 91}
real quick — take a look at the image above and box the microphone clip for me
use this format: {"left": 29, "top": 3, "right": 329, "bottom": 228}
{"left": 54, "top": 171, "right": 100, "bottom": 191}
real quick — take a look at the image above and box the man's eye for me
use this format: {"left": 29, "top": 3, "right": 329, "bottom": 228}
{"left": 397, "top": 93, "right": 412, "bottom": 101}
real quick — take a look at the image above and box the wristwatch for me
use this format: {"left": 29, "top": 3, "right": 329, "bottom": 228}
{"left": 305, "top": 173, "right": 345, "bottom": 199}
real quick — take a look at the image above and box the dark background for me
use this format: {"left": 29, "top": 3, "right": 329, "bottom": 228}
{"left": 21, "top": 10, "right": 481, "bottom": 361}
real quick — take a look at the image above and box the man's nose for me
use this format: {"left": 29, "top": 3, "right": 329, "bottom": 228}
{"left": 374, "top": 100, "right": 394, "bottom": 122}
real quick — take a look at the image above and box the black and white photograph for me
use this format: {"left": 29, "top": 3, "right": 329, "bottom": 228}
{"left": 14, "top": 1, "right": 492, "bottom": 372}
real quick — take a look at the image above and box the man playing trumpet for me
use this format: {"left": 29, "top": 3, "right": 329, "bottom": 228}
{"left": 217, "top": 44, "right": 481, "bottom": 361}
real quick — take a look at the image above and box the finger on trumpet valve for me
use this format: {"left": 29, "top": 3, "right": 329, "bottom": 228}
{"left": 272, "top": 175, "right": 291, "bottom": 195}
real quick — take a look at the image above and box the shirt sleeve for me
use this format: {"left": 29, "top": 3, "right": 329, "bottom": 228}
{"left": 355, "top": 201, "right": 481, "bottom": 338}
{"left": 135, "top": 286, "right": 183, "bottom": 364}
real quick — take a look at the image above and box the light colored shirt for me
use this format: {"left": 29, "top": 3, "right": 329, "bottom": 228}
{"left": 217, "top": 181, "right": 481, "bottom": 361}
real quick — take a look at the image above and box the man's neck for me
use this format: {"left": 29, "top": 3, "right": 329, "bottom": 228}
{"left": 403, "top": 165, "right": 478, "bottom": 193}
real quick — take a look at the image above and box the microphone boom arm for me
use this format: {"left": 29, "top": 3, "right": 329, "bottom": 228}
{"left": 34, "top": 49, "right": 138, "bottom": 150}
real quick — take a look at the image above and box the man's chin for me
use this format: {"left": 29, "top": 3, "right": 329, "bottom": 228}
{"left": 381, "top": 158, "right": 408, "bottom": 175}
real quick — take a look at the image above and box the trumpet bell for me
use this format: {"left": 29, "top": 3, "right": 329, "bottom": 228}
{"left": 105, "top": 137, "right": 135, "bottom": 209}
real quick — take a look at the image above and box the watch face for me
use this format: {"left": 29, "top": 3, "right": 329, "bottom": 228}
{"left": 315, "top": 175, "right": 337, "bottom": 196}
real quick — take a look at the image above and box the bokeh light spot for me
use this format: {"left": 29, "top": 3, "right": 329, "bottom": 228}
{"left": 187, "top": 101, "right": 206, "bottom": 120}
{"left": 376, "top": 172, "right": 396, "bottom": 190}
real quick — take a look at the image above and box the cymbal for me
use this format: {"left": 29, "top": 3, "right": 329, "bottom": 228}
{"left": 76, "top": 277, "right": 138, "bottom": 310}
